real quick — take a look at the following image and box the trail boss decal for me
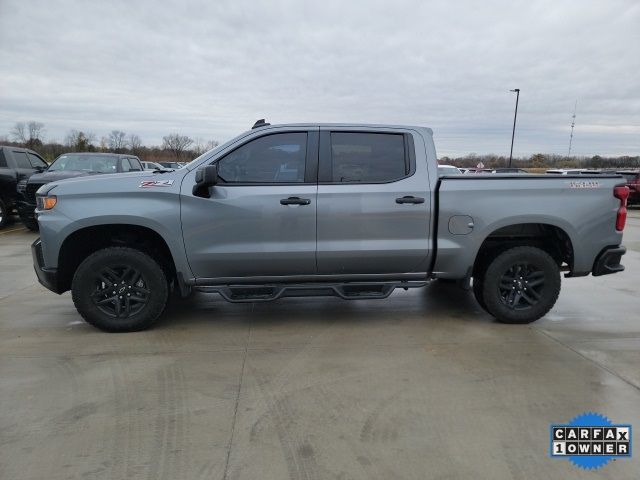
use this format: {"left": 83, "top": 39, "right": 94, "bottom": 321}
{"left": 568, "top": 180, "right": 600, "bottom": 189}
{"left": 139, "top": 180, "right": 174, "bottom": 188}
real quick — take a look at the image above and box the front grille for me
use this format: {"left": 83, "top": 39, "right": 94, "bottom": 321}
{"left": 26, "top": 183, "right": 44, "bottom": 203}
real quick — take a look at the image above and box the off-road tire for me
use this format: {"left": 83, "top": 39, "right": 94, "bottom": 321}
{"left": 481, "top": 246, "right": 561, "bottom": 324}
{"left": 71, "top": 247, "right": 168, "bottom": 332}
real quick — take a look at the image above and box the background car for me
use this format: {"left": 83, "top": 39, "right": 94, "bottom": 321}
{"left": 437, "top": 165, "right": 463, "bottom": 176}
{"left": 19, "top": 153, "right": 143, "bottom": 230}
{"left": 618, "top": 170, "right": 640, "bottom": 205}
{"left": 158, "top": 161, "right": 183, "bottom": 169}
{"left": 0, "top": 146, "right": 48, "bottom": 228}
{"left": 141, "top": 161, "right": 166, "bottom": 171}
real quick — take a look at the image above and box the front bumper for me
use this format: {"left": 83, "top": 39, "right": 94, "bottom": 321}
{"left": 31, "top": 238, "right": 61, "bottom": 293}
{"left": 592, "top": 246, "right": 626, "bottom": 277}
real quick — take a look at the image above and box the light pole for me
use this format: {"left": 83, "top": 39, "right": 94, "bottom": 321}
{"left": 508, "top": 88, "right": 520, "bottom": 167}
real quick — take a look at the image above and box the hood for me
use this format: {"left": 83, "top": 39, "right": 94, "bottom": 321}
{"left": 28, "top": 170, "right": 96, "bottom": 184}
{"left": 40, "top": 170, "right": 184, "bottom": 196}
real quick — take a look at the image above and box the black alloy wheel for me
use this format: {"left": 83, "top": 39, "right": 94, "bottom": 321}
{"left": 481, "top": 246, "right": 561, "bottom": 324}
{"left": 498, "top": 263, "right": 545, "bottom": 310}
{"left": 92, "top": 265, "right": 150, "bottom": 318}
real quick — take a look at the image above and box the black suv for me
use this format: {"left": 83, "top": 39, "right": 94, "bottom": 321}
{"left": 20, "top": 152, "right": 143, "bottom": 230}
{"left": 0, "top": 146, "right": 48, "bottom": 228}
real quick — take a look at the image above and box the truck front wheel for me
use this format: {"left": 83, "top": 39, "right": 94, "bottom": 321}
{"left": 71, "top": 247, "right": 169, "bottom": 332}
{"left": 481, "top": 246, "right": 561, "bottom": 324}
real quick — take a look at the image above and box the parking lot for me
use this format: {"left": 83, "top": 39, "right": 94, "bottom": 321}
{"left": 0, "top": 210, "right": 638, "bottom": 480}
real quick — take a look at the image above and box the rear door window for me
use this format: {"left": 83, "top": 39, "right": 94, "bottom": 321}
{"left": 329, "top": 132, "right": 407, "bottom": 183}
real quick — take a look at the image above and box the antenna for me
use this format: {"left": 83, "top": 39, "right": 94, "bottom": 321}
{"left": 252, "top": 119, "right": 270, "bottom": 129}
{"left": 568, "top": 100, "right": 577, "bottom": 157}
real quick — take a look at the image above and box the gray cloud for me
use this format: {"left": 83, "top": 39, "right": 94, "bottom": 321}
{"left": 0, "top": 0, "right": 638, "bottom": 156}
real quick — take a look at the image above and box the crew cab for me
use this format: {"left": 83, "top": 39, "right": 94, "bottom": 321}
{"left": 20, "top": 153, "right": 143, "bottom": 230}
{"left": 31, "top": 122, "right": 628, "bottom": 331}
{"left": 0, "top": 146, "right": 48, "bottom": 228}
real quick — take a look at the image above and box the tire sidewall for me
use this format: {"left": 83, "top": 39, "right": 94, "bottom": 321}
{"left": 482, "top": 246, "right": 561, "bottom": 324}
{"left": 72, "top": 247, "right": 168, "bottom": 332}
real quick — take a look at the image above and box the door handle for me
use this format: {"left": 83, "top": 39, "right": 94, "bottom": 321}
{"left": 395, "top": 196, "right": 425, "bottom": 204}
{"left": 280, "top": 197, "right": 311, "bottom": 206}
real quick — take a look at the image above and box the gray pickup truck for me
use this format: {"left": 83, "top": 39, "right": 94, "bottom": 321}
{"left": 31, "top": 122, "right": 629, "bottom": 332}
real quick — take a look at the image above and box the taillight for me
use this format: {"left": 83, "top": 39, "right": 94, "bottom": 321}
{"left": 614, "top": 186, "right": 629, "bottom": 231}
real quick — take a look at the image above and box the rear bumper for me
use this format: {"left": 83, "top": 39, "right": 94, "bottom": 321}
{"left": 592, "top": 246, "right": 626, "bottom": 277}
{"left": 31, "top": 238, "right": 61, "bottom": 293}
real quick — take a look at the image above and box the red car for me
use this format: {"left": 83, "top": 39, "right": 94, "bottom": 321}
{"left": 618, "top": 171, "right": 640, "bottom": 205}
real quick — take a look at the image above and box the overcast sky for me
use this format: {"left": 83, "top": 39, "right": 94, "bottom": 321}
{"left": 1, "top": 0, "right": 639, "bottom": 157}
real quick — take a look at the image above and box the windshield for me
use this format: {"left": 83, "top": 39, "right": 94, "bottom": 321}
{"left": 48, "top": 154, "right": 119, "bottom": 173}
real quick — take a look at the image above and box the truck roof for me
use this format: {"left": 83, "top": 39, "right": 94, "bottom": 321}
{"left": 251, "top": 122, "right": 434, "bottom": 135}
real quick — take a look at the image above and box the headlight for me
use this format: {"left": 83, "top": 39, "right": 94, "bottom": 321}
{"left": 36, "top": 195, "right": 57, "bottom": 210}
{"left": 17, "top": 179, "right": 28, "bottom": 193}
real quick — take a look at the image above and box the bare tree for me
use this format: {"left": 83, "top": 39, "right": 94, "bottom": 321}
{"left": 193, "top": 138, "right": 220, "bottom": 156}
{"left": 11, "top": 121, "right": 45, "bottom": 148}
{"left": 27, "top": 122, "right": 45, "bottom": 144}
{"left": 163, "top": 133, "right": 193, "bottom": 160}
{"left": 128, "top": 133, "right": 142, "bottom": 153}
{"left": 108, "top": 130, "right": 127, "bottom": 151}
{"left": 10, "top": 122, "right": 27, "bottom": 144}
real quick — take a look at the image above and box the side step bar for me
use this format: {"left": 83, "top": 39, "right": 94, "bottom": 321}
{"left": 194, "top": 281, "right": 429, "bottom": 303}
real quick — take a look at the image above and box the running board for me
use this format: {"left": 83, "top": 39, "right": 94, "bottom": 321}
{"left": 194, "top": 281, "right": 429, "bottom": 303}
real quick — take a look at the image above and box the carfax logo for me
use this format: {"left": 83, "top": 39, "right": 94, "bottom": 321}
{"left": 550, "top": 412, "right": 632, "bottom": 470}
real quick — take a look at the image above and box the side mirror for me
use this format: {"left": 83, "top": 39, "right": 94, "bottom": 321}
{"left": 192, "top": 164, "right": 218, "bottom": 198}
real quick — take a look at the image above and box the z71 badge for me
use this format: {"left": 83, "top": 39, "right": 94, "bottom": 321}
{"left": 139, "top": 180, "right": 174, "bottom": 188}
{"left": 568, "top": 180, "right": 600, "bottom": 189}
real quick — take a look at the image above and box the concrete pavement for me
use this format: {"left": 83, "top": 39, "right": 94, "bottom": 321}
{"left": 1, "top": 210, "right": 639, "bottom": 479}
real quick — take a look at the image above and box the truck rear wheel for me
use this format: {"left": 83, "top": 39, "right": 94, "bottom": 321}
{"left": 481, "top": 246, "right": 560, "bottom": 324}
{"left": 71, "top": 247, "right": 169, "bottom": 332}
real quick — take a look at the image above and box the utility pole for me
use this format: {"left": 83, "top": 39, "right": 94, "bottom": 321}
{"left": 508, "top": 88, "right": 520, "bottom": 167}
{"left": 568, "top": 100, "right": 577, "bottom": 157}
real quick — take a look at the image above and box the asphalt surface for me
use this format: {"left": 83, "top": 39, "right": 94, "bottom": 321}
{"left": 1, "top": 210, "right": 639, "bottom": 479}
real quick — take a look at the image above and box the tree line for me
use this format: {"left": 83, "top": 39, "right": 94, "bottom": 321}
{"left": 1, "top": 121, "right": 219, "bottom": 163}
{"left": 3, "top": 121, "right": 638, "bottom": 168}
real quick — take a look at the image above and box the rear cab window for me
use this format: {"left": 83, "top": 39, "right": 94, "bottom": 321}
{"left": 321, "top": 132, "right": 410, "bottom": 183}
